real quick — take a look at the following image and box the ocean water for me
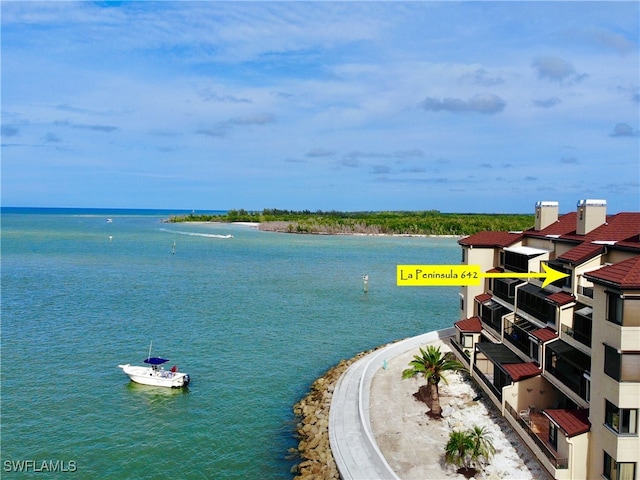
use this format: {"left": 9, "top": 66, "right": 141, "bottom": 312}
{"left": 1, "top": 209, "right": 459, "bottom": 479}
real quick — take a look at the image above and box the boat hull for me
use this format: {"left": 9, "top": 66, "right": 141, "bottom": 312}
{"left": 118, "top": 364, "right": 190, "bottom": 388}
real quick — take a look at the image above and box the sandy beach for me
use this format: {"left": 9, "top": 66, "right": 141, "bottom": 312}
{"left": 369, "top": 339, "right": 552, "bottom": 480}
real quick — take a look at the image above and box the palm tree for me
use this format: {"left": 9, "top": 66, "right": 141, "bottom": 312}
{"left": 445, "top": 430, "right": 474, "bottom": 471}
{"left": 467, "top": 425, "right": 496, "bottom": 468}
{"left": 402, "top": 345, "right": 465, "bottom": 416}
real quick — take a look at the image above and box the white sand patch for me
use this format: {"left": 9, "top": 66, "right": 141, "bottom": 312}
{"left": 370, "top": 342, "right": 551, "bottom": 480}
{"left": 233, "top": 222, "right": 260, "bottom": 227}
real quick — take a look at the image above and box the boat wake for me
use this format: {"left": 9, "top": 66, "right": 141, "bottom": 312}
{"left": 159, "top": 228, "right": 233, "bottom": 239}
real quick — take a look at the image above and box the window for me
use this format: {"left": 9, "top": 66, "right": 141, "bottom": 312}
{"left": 606, "top": 295, "right": 640, "bottom": 327}
{"left": 529, "top": 340, "right": 539, "bottom": 363}
{"left": 572, "top": 305, "right": 593, "bottom": 347}
{"left": 461, "top": 248, "right": 466, "bottom": 263}
{"left": 584, "top": 375, "right": 590, "bottom": 403}
{"left": 463, "top": 335, "right": 474, "bottom": 348}
{"left": 607, "top": 292, "right": 624, "bottom": 325}
{"left": 624, "top": 298, "right": 640, "bottom": 327}
{"left": 603, "top": 451, "right": 636, "bottom": 480}
{"left": 605, "top": 345, "right": 622, "bottom": 380}
{"left": 549, "top": 422, "right": 558, "bottom": 450}
{"left": 604, "top": 345, "right": 640, "bottom": 382}
{"left": 606, "top": 400, "right": 638, "bottom": 435}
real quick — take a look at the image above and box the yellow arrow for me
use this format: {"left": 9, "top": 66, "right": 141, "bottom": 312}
{"left": 397, "top": 263, "right": 568, "bottom": 288}
{"left": 483, "top": 263, "right": 568, "bottom": 288}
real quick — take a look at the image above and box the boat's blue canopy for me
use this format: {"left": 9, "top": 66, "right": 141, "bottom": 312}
{"left": 144, "top": 357, "right": 169, "bottom": 365}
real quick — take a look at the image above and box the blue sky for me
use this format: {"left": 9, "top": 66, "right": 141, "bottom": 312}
{"left": 2, "top": 1, "right": 638, "bottom": 213}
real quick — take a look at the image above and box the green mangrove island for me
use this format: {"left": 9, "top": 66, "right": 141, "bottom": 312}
{"left": 166, "top": 209, "right": 534, "bottom": 236}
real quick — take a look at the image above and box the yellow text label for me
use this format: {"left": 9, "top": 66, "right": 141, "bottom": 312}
{"left": 397, "top": 265, "right": 482, "bottom": 286}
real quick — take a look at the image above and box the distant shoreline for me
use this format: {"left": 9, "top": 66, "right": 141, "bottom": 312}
{"left": 195, "top": 221, "right": 464, "bottom": 238}
{"left": 166, "top": 210, "right": 534, "bottom": 237}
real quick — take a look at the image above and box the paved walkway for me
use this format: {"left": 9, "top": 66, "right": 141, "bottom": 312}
{"left": 328, "top": 328, "right": 455, "bottom": 480}
{"left": 328, "top": 353, "right": 397, "bottom": 479}
{"left": 329, "top": 327, "right": 549, "bottom": 480}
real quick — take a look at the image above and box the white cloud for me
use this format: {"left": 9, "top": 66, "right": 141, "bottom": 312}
{"left": 531, "top": 55, "right": 588, "bottom": 84}
{"left": 418, "top": 94, "right": 506, "bottom": 114}
{"left": 610, "top": 123, "right": 639, "bottom": 137}
{"left": 533, "top": 97, "right": 562, "bottom": 108}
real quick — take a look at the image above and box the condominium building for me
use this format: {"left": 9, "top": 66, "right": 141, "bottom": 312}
{"left": 449, "top": 199, "right": 640, "bottom": 480}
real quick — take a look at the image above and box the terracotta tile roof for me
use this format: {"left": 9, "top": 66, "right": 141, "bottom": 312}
{"left": 455, "top": 316, "right": 482, "bottom": 333}
{"left": 617, "top": 239, "right": 640, "bottom": 249}
{"left": 502, "top": 362, "right": 541, "bottom": 381}
{"left": 545, "top": 291, "right": 575, "bottom": 306}
{"left": 462, "top": 212, "right": 638, "bottom": 266}
{"left": 475, "top": 293, "right": 493, "bottom": 303}
{"left": 544, "top": 409, "right": 590, "bottom": 437}
{"left": 584, "top": 256, "right": 640, "bottom": 289}
{"left": 487, "top": 267, "right": 503, "bottom": 273}
{"left": 458, "top": 231, "right": 523, "bottom": 247}
{"left": 557, "top": 243, "right": 604, "bottom": 265}
{"left": 525, "top": 212, "right": 640, "bottom": 249}
{"left": 594, "top": 213, "right": 640, "bottom": 243}
{"left": 532, "top": 327, "right": 558, "bottom": 343}
{"left": 558, "top": 212, "right": 640, "bottom": 245}
{"left": 526, "top": 212, "right": 578, "bottom": 238}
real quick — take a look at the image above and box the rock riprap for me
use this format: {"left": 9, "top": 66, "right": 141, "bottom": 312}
{"left": 291, "top": 349, "right": 375, "bottom": 479}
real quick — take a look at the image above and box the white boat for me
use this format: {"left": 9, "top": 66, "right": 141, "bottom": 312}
{"left": 119, "top": 355, "right": 190, "bottom": 388}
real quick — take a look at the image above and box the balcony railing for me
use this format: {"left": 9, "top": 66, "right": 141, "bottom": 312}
{"left": 561, "top": 324, "right": 591, "bottom": 348}
{"left": 493, "top": 279, "right": 517, "bottom": 305}
{"left": 472, "top": 364, "right": 502, "bottom": 401}
{"left": 545, "top": 365, "right": 590, "bottom": 402}
{"left": 504, "top": 327, "right": 532, "bottom": 358}
{"left": 517, "top": 286, "right": 555, "bottom": 324}
{"left": 449, "top": 339, "right": 471, "bottom": 367}
{"left": 481, "top": 311, "right": 503, "bottom": 334}
{"left": 577, "top": 285, "right": 594, "bottom": 299}
{"left": 504, "top": 403, "right": 568, "bottom": 469}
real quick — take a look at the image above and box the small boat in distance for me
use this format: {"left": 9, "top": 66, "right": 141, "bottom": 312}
{"left": 119, "top": 343, "right": 190, "bottom": 388}
{"left": 106, "top": 218, "right": 113, "bottom": 223}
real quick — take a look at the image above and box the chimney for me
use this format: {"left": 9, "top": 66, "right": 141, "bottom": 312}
{"left": 534, "top": 201, "right": 559, "bottom": 231}
{"left": 576, "top": 199, "right": 607, "bottom": 235}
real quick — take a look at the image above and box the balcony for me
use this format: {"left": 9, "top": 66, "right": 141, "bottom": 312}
{"left": 545, "top": 340, "right": 591, "bottom": 403}
{"left": 473, "top": 342, "right": 532, "bottom": 402}
{"left": 517, "top": 283, "right": 555, "bottom": 324}
{"left": 577, "top": 285, "right": 594, "bottom": 299}
{"left": 493, "top": 278, "right": 523, "bottom": 305}
{"left": 561, "top": 325, "right": 591, "bottom": 349}
{"left": 449, "top": 338, "right": 471, "bottom": 367}
{"left": 504, "top": 315, "right": 539, "bottom": 359}
{"left": 561, "top": 305, "right": 592, "bottom": 349}
{"left": 480, "top": 300, "right": 508, "bottom": 335}
{"left": 546, "top": 261, "right": 572, "bottom": 289}
{"left": 505, "top": 404, "right": 568, "bottom": 469}
{"left": 473, "top": 363, "right": 502, "bottom": 401}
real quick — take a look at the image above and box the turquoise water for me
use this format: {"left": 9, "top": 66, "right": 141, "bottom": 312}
{"left": 1, "top": 210, "right": 459, "bottom": 479}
